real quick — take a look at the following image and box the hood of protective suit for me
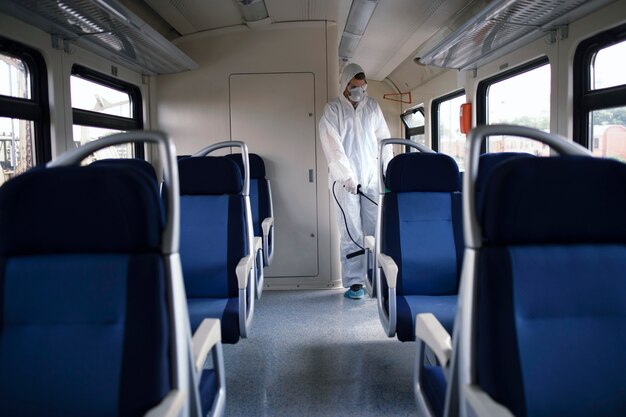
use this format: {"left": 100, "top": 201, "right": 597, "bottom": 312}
{"left": 340, "top": 63, "right": 365, "bottom": 92}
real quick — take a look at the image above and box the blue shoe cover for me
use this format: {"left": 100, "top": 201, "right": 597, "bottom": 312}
{"left": 344, "top": 288, "right": 365, "bottom": 299}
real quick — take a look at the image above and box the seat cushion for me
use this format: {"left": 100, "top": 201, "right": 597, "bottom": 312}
{"left": 396, "top": 295, "right": 457, "bottom": 342}
{"left": 187, "top": 298, "right": 240, "bottom": 344}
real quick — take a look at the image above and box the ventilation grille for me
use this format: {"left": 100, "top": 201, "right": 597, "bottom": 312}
{"left": 418, "top": 0, "right": 615, "bottom": 69}
{"left": 0, "top": 0, "right": 197, "bottom": 74}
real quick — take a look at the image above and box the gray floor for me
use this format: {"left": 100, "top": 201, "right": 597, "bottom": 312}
{"left": 222, "top": 289, "right": 419, "bottom": 417}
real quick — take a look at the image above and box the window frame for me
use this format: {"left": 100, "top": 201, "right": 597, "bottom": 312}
{"left": 476, "top": 56, "right": 550, "bottom": 126}
{"left": 401, "top": 106, "right": 425, "bottom": 152}
{"left": 431, "top": 89, "right": 465, "bottom": 153}
{"left": 476, "top": 56, "right": 549, "bottom": 153}
{"left": 71, "top": 65, "right": 144, "bottom": 157}
{"left": 0, "top": 35, "right": 51, "bottom": 164}
{"left": 573, "top": 23, "right": 626, "bottom": 150}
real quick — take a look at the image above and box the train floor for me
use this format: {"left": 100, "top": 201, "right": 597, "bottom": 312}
{"left": 221, "top": 288, "right": 418, "bottom": 417}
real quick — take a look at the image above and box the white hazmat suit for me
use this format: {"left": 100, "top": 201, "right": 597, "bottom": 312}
{"left": 319, "top": 63, "right": 393, "bottom": 289}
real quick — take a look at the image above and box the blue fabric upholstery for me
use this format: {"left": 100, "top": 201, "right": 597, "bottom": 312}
{"left": 179, "top": 156, "right": 242, "bottom": 195}
{"left": 397, "top": 295, "right": 457, "bottom": 339}
{"left": 475, "top": 152, "right": 535, "bottom": 193}
{"left": 225, "top": 153, "right": 272, "bottom": 238}
{"left": 91, "top": 158, "right": 158, "bottom": 184}
{"left": 421, "top": 365, "right": 447, "bottom": 417}
{"left": 475, "top": 152, "right": 534, "bottom": 216}
{"left": 386, "top": 152, "right": 460, "bottom": 192}
{"left": 225, "top": 152, "right": 266, "bottom": 179}
{"left": 0, "top": 165, "right": 170, "bottom": 417}
{"left": 180, "top": 196, "right": 244, "bottom": 298}
{"left": 199, "top": 369, "right": 219, "bottom": 415}
{"left": 0, "top": 166, "right": 161, "bottom": 255}
{"left": 178, "top": 156, "right": 249, "bottom": 344}
{"left": 475, "top": 156, "right": 626, "bottom": 417}
{"left": 90, "top": 158, "right": 166, "bottom": 227}
{"left": 481, "top": 156, "right": 626, "bottom": 244}
{"left": 381, "top": 152, "right": 462, "bottom": 342}
{"left": 187, "top": 298, "right": 240, "bottom": 344}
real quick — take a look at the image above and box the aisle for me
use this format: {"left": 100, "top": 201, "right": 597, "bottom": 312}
{"left": 221, "top": 289, "right": 418, "bottom": 417}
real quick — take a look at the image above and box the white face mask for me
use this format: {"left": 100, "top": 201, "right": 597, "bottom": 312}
{"left": 348, "top": 86, "right": 366, "bottom": 102}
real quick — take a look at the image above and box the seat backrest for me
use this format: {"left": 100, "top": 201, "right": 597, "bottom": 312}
{"left": 475, "top": 155, "right": 626, "bottom": 417}
{"left": 178, "top": 156, "right": 248, "bottom": 299}
{"left": 91, "top": 157, "right": 159, "bottom": 185}
{"left": 225, "top": 153, "right": 271, "bottom": 238}
{"left": 382, "top": 152, "right": 463, "bottom": 297}
{"left": 0, "top": 164, "right": 170, "bottom": 416}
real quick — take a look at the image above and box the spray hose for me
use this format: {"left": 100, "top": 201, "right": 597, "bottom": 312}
{"left": 332, "top": 181, "right": 377, "bottom": 259}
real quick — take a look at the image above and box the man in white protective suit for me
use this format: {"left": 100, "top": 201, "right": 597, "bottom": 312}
{"left": 319, "top": 63, "right": 393, "bottom": 300}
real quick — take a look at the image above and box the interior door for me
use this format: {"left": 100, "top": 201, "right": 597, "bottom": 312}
{"left": 230, "top": 72, "right": 318, "bottom": 277}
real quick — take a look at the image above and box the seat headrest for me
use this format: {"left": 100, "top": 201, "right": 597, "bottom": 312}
{"left": 385, "top": 152, "right": 460, "bottom": 192}
{"left": 476, "top": 152, "right": 534, "bottom": 192}
{"left": 225, "top": 153, "right": 266, "bottom": 179}
{"left": 91, "top": 158, "right": 158, "bottom": 183}
{"left": 481, "top": 156, "right": 626, "bottom": 244}
{"left": 0, "top": 166, "right": 162, "bottom": 256}
{"left": 178, "top": 156, "right": 242, "bottom": 195}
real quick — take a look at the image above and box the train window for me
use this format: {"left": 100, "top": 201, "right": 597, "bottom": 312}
{"left": 0, "top": 36, "right": 51, "bottom": 185}
{"left": 70, "top": 65, "right": 143, "bottom": 160}
{"left": 477, "top": 57, "right": 550, "bottom": 156}
{"left": 401, "top": 106, "right": 425, "bottom": 152}
{"left": 574, "top": 24, "right": 626, "bottom": 162}
{"left": 0, "top": 55, "right": 30, "bottom": 99}
{"left": 432, "top": 91, "right": 466, "bottom": 169}
{"left": 592, "top": 40, "right": 626, "bottom": 90}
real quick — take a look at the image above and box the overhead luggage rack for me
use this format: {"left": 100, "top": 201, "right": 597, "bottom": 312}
{"left": 0, "top": 0, "right": 198, "bottom": 75}
{"left": 417, "top": 0, "right": 616, "bottom": 69}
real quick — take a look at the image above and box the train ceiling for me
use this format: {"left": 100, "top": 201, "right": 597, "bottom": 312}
{"left": 0, "top": 0, "right": 617, "bottom": 80}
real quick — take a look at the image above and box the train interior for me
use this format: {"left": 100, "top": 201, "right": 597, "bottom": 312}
{"left": 0, "top": 0, "right": 625, "bottom": 416}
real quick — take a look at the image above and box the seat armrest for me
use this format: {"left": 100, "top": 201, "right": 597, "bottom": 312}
{"left": 261, "top": 217, "right": 274, "bottom": 236}
{"left": 236, "top": 254, "right": 254, "bottom": 289}
{"left": 253, "top": 236, "right": 263, "bottom": 253}
{"left": 415, "top": 313, "right": 452, "bottom": 367}
{"left": 378, "top": 253, "right": 398, "bottom": 288}
{"left": 364, "top": 235, "right": 375, "bottom": 252}
{"left": 463, "top": 385, "right": 515, "bottom": 417}
{"left": 192, "top": 319, "right": 222, "bottom": 373}
{"left": 144, "top": 389, "right": 186, "bottom": 417}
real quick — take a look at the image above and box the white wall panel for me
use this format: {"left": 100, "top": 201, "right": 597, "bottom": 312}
{"left": 230, "top": 72, "right": 318, "bottom": 277}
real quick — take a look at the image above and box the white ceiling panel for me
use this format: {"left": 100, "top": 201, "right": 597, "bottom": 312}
{"left": 265, "top": 0, "right": 341, "bottom": 22}
{"left": 145, "top": 0, "right": 243, "bottom": 34}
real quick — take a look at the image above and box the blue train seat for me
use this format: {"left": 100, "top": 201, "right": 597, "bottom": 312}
{"left": 411, "top": 152, "right": 534, "bottom": 417}
{"left": 413, "top": 125, "right": 597, "bottom": 417}
{"left": 226, "top": 153, "right": 275, "bottom": 267}
{"left": 178, "top": 154, "right": 255, "bottom": 344}
{"left": 0, "top": 132, "right": 225, "bottom": 417}
{"left": 364, "top": 139, "right": 438, "bottom": 297}
{"left": 464, "top": 154, "right": 626, "bottom": 417}
{"left": 226, "top": 152, "right": 274, "bottom": 299}
{"left": 376, "top": 150, "right": 463, "bottom": 341}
